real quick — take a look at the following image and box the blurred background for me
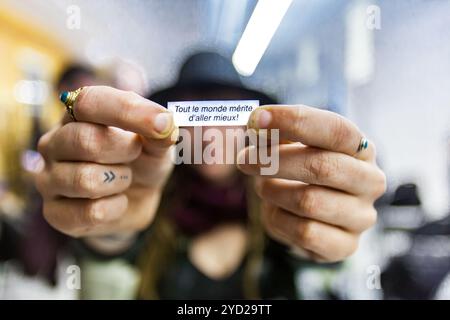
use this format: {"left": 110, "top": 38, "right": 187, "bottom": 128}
{"left": 0, "top": 0, "right": 449, "bottom": 299}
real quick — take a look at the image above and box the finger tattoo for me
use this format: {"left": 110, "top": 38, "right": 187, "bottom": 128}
{"left": 103, "top": 171, "right": 129, "bottom": 183}
{"left": 103, "top": 171, "right": 116, "bottom": 183}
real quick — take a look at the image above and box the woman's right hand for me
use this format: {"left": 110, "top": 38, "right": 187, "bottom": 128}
{"left": 35, "top": 86, "right": 177, "bottom": 238}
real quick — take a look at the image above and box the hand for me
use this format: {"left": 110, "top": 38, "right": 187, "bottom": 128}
{"left": 237, "top": 105, "right": 386, "bottom": 263}
{"left": 35, "top": 86, "right": 177, "bottom": 238}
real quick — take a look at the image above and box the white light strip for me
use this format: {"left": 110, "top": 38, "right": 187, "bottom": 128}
{"left": 232, "top": 0, "right": 293, "bottom": 77}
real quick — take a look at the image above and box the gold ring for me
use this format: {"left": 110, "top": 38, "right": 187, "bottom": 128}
{"left": 59, "top": 87, "right": 84, "bottom": 121}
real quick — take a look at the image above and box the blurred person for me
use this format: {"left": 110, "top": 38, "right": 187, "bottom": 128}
{"left": 33, "top": 52, "right": 386, "bottom": 299}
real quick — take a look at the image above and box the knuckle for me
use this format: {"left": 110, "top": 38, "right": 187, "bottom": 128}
{"left": 83, "top": 200, "right": 104, "bottom": 226}
{"left": 296, "top": 220, "right": 318, "bottom": 249}
{"left": 331, "top": 116, "right": 353, "bottom": 150}
{"left": 298, "top": 187, "right": 318, "bottom": 216}
{"left": 74, "top": 124, "right": 103, "bottom": 159}
{"left": 307, "top": 152, "right": 338, "bottom": 182}
{"left": 73, "top": 165, "right": 96, "bottom": 195}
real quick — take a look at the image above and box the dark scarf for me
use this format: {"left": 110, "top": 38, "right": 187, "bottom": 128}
{"left": 170, "top": 166, "right": 248, "bottom": 237}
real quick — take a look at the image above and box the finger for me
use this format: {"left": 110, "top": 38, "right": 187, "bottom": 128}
{"left": 248, "top": 105, "right": 369, "bottom": 158}
{"left": 61, "top": 111, "right": 178, "bottom": 158}
{"left": 238, "top": 144, "right": 386, "bottom": 196}
{"left": 120, "top": 188, "right": 161, "bottom": 231}
{"left": 262, "top": 204, "right": 359, "bottom": 262}
{"left": 37, "top": 162, "right": 132, "bottom": 199}
{"left": 43, "top": 194, "right": 128, "bottom": 237}
{"left": 255, "top": 177, "right": 377, "bottom": 232}
{"left": 66, "top": 86, "right": 175, "bottom": 140}
{"left": 38, "top": 126, "right": 59, "bottom": 162}
{"left": 45, "top": 122, "right": 142, "bottom": 163}
{"left": 140, "top": 126, "right": 179, "bottom": 157}
{"left": 130, "top": 150, "right": 174, "bottom": 188}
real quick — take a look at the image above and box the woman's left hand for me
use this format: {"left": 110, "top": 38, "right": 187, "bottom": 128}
{"left": 237, "top": 105, "right": 386, "bottom": 263}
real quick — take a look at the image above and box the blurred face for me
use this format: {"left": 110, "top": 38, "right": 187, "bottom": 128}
{"left": 184, "top": 125, "right": 246, "bottom": 183}
{"left": 173, "top": 88, "right": 252, "bottom": 184}
{"left": 57, "top": 72, "right": 97, "bottom": 93}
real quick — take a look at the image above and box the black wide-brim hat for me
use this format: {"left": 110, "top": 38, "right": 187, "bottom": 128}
{"left": 148, "top": 51, "right": 277, "bottom": 106}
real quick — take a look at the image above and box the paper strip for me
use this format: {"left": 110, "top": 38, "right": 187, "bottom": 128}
{"left": 168, "top": 100, "right": 259, "bottom": 127}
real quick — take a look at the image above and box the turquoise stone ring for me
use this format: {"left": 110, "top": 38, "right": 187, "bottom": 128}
{"left": 59, "top": 87, "right": 84, "bottom": 122}
{"left": 59, "top": 91, "right": 69, "bottom": 104}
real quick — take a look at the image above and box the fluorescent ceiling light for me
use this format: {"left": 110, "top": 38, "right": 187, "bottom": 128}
{"left": 232, "top": 0, "right": 293, "bottom": 77}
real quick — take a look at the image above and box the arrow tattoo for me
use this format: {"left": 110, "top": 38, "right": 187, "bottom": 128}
{"left": 103, "top": 171, "right": 116, "bottom": 183}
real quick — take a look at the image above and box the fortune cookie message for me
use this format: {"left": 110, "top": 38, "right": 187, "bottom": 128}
{"left": 168, "top": 100, "right": 259, "bottom": 127}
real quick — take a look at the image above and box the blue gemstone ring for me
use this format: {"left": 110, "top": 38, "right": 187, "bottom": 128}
{"left": 59, "top": 87, "right": 84, "bottom": 121}
{"left": 356, "top": 137, "right": 369, "bottom": 153}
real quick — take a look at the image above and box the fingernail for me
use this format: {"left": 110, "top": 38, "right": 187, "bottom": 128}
{"left": 153, "top": 112, "right": 173, "bottom": 136}
{"left": 249, "top": 109, "right": 272, "bottom": 129}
